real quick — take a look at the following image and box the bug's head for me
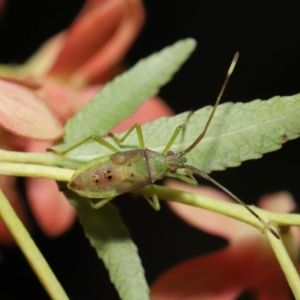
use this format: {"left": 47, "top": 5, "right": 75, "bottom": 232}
{"left": 166, "top": 152, "right": 187, "bottom": 171}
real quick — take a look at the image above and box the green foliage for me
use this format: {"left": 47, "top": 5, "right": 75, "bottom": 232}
{"left": 67, "top": 193, "right": 150, "bottom": 300}
{"left": 52, "top": 38, "right": 196, "bottom": 153}
{"left": 62, "top": 94, "right": 300, "bottom": 174}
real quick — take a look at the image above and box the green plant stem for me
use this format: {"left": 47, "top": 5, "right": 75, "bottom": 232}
{"left": 267, "top": 229, "right": 300, "bottom": 299}
{"left": 0, "top": 162, "right": 73, "bottom": 181}
{"left": 136, "top": 185, "right": 300, "bottom": 236}
{"left": 0, "top": 149, "right": 60, "bottom": 164}
{"left": 0, "top": 149, "right": 82, "bottom": 168}
{"left": 0, "top": 190, "right": 69, "bottom": 300}
{"left": 1, "top": 156, "right": 299, "bottom": 232}
{"left": 138, "top": 185, "right": 270, "bottom": 233}
{"left": 268, "top": 212, "right": 300, "bottom": 227}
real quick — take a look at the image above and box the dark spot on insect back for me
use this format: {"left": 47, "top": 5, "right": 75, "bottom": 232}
{"left": 104, "top": 170, "right": 113, "bottom": 180}
{"left": 92, "top": 174, "right": 100, "bottom": 184}
{"left": 131, "top": 173, "right": 134, "bottom": 177}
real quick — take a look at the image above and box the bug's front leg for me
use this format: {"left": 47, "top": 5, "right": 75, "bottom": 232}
{"left": 165, "top": 170, "right": 198, "bottom": 186}
{"left": 162, "top": 111, "right": 194, "bottom": 155}
{"left": 141, "top": 184, "right": 161, "bottom": 211}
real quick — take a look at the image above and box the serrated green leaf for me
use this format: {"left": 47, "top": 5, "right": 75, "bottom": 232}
{"left": 62, "top": 94, "right": 300, "bottom": 173}
{"left": 52, "top": 38, "right": 196, "bottom": 153}
{"left": 67, "top": 193, "right": 149, "bottom": 300}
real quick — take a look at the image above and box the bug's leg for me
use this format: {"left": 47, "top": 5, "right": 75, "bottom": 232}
{"left": 143, "top": 184, "right": 160, "bottom": 211}
{"left": 89, "top": 197, "right": 115, "bottom": 209}
{"left": 162, "top": 111, "right": 194, "bottom": 155}
{"left": 184, "top": 169, "right": 198, "bottom": 185}
{"left": 165, "top": 171, "right": 198, "bottom": 186}
{"left": 60, "top": 135, "right": 119, "bottom": 155}
{"left": 90, "top": 136, "right": 120, "bottom": 152}
{"left": 108, "top": 124, "right": 145, "bottom": 149}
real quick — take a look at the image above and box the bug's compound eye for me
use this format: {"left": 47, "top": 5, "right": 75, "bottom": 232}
{"left": 170, "top": 167, "right": 177, "bottom": 173}
{"left": 92, "top": 174, "right": 100, "bottom": 184}
{"left": 104, "top": 170, "right": 113, "bottom": 181}
{"left": 167, "top": 150, "right": 174, "bottom": 156}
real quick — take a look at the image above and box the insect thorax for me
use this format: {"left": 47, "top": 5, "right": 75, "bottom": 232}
{"left": 165, "top": 153, "right": 187, "bottom": 169}
{"left": 144, "top": 149, "right": 187, "bottom": 182}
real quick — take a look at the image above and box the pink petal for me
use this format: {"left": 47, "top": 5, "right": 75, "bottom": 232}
{"left": 258, "top": 191, "right": 296, "bottom": 213}
{"left": 151, "top": 248, "right": 243, "bottom": 300}
{"left": 49, "top": 0, "right": 122, "bottom": 77}
{"left": 49, "top": 0, "right": 144, "bottom": 85}
{"left": 26, "top": 177, "right": 75, "bottom": 236}
{"left": 72, "top": 0, "right": 145, "bottom": 84}
{"left": 0, "top": 79, "right": 63, "bottom": 140}
{"left": 151, "top": 236, "right": 290, "bottom": 300}
{"left": 25, "top": 140, "right": 75, "bottom": 236}
{"left": 70, "top": 0, "right": 144, "bottom": 85}
{"left": 166, "top": 181, "right": 256, "bottom": 240}
{"left": 40, "top": 81, "right": 101, "bottom": 123}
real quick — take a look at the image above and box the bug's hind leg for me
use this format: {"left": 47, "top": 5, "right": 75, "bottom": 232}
{"left": 142, "top": 184, "right": 161, "bottom": 211}
{"left": 59, "top": 135, "right": 120, "bottom": 155}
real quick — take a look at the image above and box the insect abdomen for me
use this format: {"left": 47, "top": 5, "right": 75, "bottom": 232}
{"left": 68, "top": 150, "right": 152, "bottom": 198}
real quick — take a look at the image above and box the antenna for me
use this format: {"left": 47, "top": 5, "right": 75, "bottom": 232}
{"left": 184, "top": 165, "right": 280, "bottom": 239}
{"left": 180, "top": 52, "right": 239, "bottom": 156}
{"left": 179, "top": 52, "right": 279, "bottom": 239}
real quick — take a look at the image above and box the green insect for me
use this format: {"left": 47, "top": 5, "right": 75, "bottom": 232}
{"left": 66, "top": 52, "right": 279, "bottom": 239}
